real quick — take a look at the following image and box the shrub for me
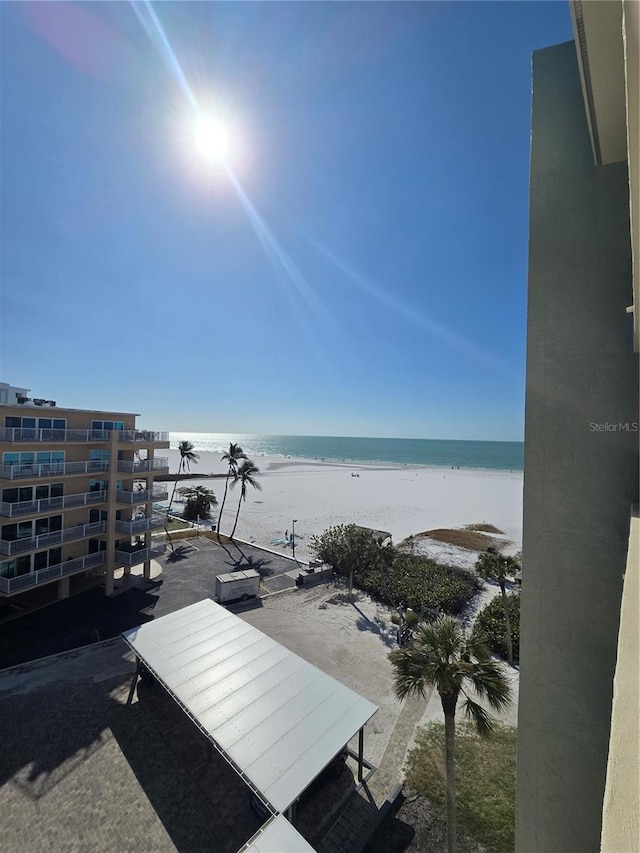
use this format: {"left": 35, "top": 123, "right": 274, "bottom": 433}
{"left": 475, "top": 593, "right": 520, "bottom": 661}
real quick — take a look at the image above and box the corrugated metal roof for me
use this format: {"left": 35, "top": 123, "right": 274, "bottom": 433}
{"left": 122, "top": 599, "right": 377, "bottom": 813}
{"left": 242, "top": 815, "right": 315, "bottom": 853}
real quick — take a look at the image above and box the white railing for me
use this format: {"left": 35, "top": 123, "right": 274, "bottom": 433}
{"left": 0, "top": 551, "right": 106, "bottom": 595}
{"left": 114, "top": 543, "right": 166, "bottom": 566}
{"left": 115, "top": 486, "right": 168, "bottom": 504}
{"left": 117, "top": 430, "right": 169, "bottom": 443}
{"left": 0, "top": 490, "right": 108, "bottom": 518}
{"left": 0, "top": 521, "right": 107, "bottom": 556}
{"left": 117, "top": 458, "right": 168, "bottom": 474}
{"left": 0, "top": 428, "right": 111, "bottom": 443}
{"left": 0, "top": 460, "right": 110, "bottom": 480}
{"left": 115, "top": 516, "right": 165, "bottom": 535}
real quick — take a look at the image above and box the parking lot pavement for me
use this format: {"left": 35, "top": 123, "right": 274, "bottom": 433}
{"left": 0, "top": 539, "right": 301, "bottom": 669}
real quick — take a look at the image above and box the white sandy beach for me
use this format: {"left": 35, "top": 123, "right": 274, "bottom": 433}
{"left": 160, "top": 449, "right": 523, "bottom": 563}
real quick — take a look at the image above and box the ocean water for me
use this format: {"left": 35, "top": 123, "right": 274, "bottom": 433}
{"left": 169, "top": 433, "right": 524, "bottom": 472}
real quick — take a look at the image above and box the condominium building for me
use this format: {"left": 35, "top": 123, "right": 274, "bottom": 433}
{"left": 517, "top": 2, "right": 638, "bottom": 851}
{"left": 0, "top": 383, "right": 170, "bottom": 608}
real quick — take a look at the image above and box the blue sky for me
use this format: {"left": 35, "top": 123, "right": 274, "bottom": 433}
{"left": 0, "top": 1, "right": 572, "bottom": 440}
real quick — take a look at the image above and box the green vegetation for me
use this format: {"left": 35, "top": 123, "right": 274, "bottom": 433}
{"left": 178, "top": 485, "right": 218, "bottom": 522}
{"left": 475, "top": 594, "right": 520, "bottom": 662}
{"left": 390, "top": 617, "right": 512, "bottom": 853}
{"left": 311, "top": 524, "right": 480, "bottom": 613}
{"left": 405, "top": 722, "right": 517, "bottom": 853}
{"left": 167, "top": 440, "right": 200, "bottom": 517}
{"left": 475, "top": 552, "right": 520, "bottom": 666}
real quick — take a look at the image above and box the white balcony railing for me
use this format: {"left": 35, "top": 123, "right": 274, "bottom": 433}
{"left": 0, "top": 428, "right": 111, "bottom": 443}
{"left": 0, "top": 490, "right": 108, "bottom": 518}
{"left": 116, "top": 458, "right": 168, "bottom": 474}
{"left": 0, "top": 551, "right": 106, "bottom": 596}
{"left": 117, "top": 430, "right": 169, "bottom": 444}
{"left": 0, "top": 520, "right": 107, "bottom": 556}
{"left": 0, "top": 460, "right": 110, "bottom": 480}
{"left": 114, "top": 543, "right": 166, "bottom": 566}
{"left": 115, "top": 486, "right": 168, "bottom": 505}
{"left": 115, "top": 516, "right": 165, "bottom": 535}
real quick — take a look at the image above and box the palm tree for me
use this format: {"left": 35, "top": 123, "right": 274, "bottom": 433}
{"left": 229, "top": 459, "right": 262, "bottom": 539}
{"left": 475, "top": 551, "right": 520, "bottom": 667}
{"left": 178, "top": 485, "right": 218, "bottom": 521}
{"left": 216, "top": 443, "right": 247, "bottom": 538}
{"left": 167, "top": 440, "right": 200, "bottom": 518}
{"left": 389, "top": 616, "right": 511, "bottom": 853}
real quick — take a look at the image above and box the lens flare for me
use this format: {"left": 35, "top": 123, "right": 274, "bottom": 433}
{"left": 194, "top": 117, "right": 230, "bottom": 163}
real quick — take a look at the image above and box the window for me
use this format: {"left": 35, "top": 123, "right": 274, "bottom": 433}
{"left": 90, "top": 450, "right": 109, "bottom": 462}
{"left": 89, "top": 509, "right": 109, "bottom": 523}
{"left": 92, "top": 420, "right": 124, "bottom": 431}
{"left": 1, "top": 548, "right": 63, "bottom": 578}
{"left": 4, "top": 416, "right": 66, "bottom": 430}
{"left": 88, "top": 539, "right": 107, "bottom": 553}
{"left": 1, "top": 483, "right": 64, "bottom": 504}
{"left": 89, "top": 479, "right": 108, "bottom": 493}
{"left": 0, "top": 555, "right": 31, "bottom": 578}
{"left": 1, "top": 515, "right": 63, "bottom": 542}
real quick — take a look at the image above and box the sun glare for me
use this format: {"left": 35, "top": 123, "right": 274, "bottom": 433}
{"left": 194, "top": 117, "right": 230, "bottom": 163}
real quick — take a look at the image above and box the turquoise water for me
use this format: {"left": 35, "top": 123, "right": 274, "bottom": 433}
{"left": 170, "top": 433, "right": 524, "bottom": 472}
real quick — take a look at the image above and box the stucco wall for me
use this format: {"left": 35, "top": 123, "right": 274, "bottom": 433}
{"left": 516, "top": 41, "right": 639, "bottom": 853}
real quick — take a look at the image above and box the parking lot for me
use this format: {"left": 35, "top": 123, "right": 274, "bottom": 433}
{"left": 0, "top": 539, "right": 426, "bottom": 852}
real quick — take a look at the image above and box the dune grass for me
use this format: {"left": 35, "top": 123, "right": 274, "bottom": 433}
{"left": 414, "top": 528, "right": 499, "bottom": 551}
{"left": 405, "top": 722, "right": 517, "bottom": 853}
{"left": 466, "top": 522, "right": 505, "bottom": 534}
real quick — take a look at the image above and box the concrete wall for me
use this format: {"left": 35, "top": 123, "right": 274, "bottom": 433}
{"left": 517, "top": 41, "right": 639, "bottom": 853}
{"left": 600, "top": 507, "right": 639, "bottom": 853}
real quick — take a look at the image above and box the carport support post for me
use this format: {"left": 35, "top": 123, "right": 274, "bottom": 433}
{"left": 358, "top": 727, "right": 364, "bottom": 782}
{"left": 127, "top": 657, "right": 142, "bottom": 705}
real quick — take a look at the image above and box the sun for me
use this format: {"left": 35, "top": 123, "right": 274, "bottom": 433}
{"left": 194, "top": 117, "right": 230, "bottom": 163}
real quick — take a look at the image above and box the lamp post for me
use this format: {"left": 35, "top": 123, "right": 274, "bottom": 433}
{"left": 292, "top": 519, "right": 298, "bottom": 561}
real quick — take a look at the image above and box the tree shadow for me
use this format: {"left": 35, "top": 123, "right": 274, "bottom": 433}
{"left": 165, "top": 544, "right": 192, "bottom": 563}
{"left": 352, "top": 608, "right": 397, "bottom": 649}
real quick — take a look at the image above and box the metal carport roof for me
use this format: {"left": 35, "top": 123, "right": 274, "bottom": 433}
{"left": 122, "top": 599, "right": 378, "bottom": 814}
{"left": 242, "top": 814, "right": 315, "bottom": 853}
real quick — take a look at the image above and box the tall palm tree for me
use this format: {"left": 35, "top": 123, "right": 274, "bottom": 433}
{"left": 229, "top": 459, "right": 262, "bottom": 539}
{"left": 390, "top": 616, "right": 511, "bottom": 853}
{"left": 475, "top": 551, "right": 520, "bottom": 666}
{"left": 167, "top": 440, "right": 200, "bottom": 518}
{"left": 216, "top": 443, "right": 247, "bottom": 539}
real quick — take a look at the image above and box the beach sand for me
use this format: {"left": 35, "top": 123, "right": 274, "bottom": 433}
{"left": 159, "top": 448, "right": 523, "bottom": 562}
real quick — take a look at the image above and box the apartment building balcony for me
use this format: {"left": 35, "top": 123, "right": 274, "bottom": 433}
{"left": 116, "top": 458, "right": 168, "bottom": 474}
{"left": 0, "top": 520, "right": 107, "bottom": 556}
{"left": 115, "top": 515, "right": 165, "bottom": 535}
{"left": 0, "top": 460, "right": 110, "bottom": 481}
{"left": 0, "top": 489, "right": 108, "bottom": 518}
{"left": 0, "top": 551, "right": 106, "bottom": 596}
{"left": 117, "top": 430, "right": 169, "bottom": 445}
{"left": 0, "top": 427, "right": 111, "bottom": 443}
{"left": 116, "top": 485, "right": 168, "bottom": 505}
{"left": 114, "top": 543, "right": 166, "bottom": 566}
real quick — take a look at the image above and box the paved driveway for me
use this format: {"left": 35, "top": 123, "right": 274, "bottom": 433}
{"left": 0, "top": 539, "right": 300, "bottom": 669}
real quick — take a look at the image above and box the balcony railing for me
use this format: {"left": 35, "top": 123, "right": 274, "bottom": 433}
{"left": 116, "top": 486, "right": 168, "bottom": 505}
{"left": 117, "top": 430, "right": 169, "bottom": 444}
{"left": 0, "top": 460, "right": 110, "bottom": 480}
{"left": 115, "top": 515, "right": 165, "bottom": 535}
{"left": 0, "top": 520, "right": 107, "bottom": 556}
{"left": 114, "top": 543, "right": 166, "bottom": 566}
{"left": 117, "top": 458, "right": 168, "bottom": 474}
{"left": 0, "top": 551, "right": 106, "bottom": 596}
{"left": 0, "top": 490, "right": 108, "bottom": 518}
{"left": 0, "top": 428, "right": 111, "bottom": 443}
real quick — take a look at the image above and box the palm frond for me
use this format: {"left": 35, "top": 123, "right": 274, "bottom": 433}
{"left": 466, "top": 660, "right": 511, "bottom": 712}
{"left": 461, "top": 695, "right": 496, "bottom": 738}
